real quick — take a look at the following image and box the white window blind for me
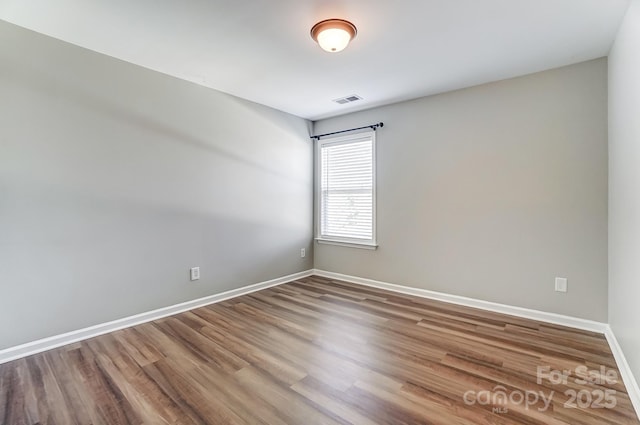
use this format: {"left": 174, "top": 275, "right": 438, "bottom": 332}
{"left": 317, "top": 132, "right": 376, "bottom": 247}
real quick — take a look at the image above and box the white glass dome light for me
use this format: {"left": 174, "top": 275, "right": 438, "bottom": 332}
{"left": 311, "top": 19, "right": 357, "bottom": 53}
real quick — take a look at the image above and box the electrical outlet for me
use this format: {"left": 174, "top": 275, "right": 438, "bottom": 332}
{"left": 300, "top": 248, "right": 306, "bottom": 258}
{"left": 190, "top": 267, "right": 200, "bottom": 281}
{"left": 555, "top": 277, "right": 567, "bottom": 292}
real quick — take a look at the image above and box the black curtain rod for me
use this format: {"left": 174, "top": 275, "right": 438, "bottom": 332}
{"left": 310, "top": 122, "right": 384, "bottom": 140}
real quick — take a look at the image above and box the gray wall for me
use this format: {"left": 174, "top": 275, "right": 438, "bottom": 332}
{"left": 609, "top": 0, "right": 640, "bottom": 383}
{"left": 0, "top": 21, "right": 313, "bottom": 349}
{"left": 314, "top": 59, "right": 608, "bottom": 322}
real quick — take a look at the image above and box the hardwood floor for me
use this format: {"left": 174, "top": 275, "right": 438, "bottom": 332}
{"left": 1, "top": 275, "right": 638, "bottom": 424}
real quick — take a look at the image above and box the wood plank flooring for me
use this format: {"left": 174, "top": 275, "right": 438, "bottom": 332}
{"left": 1, "top": 275, "right": 638, "bottom": 424}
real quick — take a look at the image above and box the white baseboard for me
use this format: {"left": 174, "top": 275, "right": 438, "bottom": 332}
{"left": 0, "top": 269, "right": 313, "bottom": 365}
{"left": 312, "top": 269, "right": 608, "bottom": 333}
{"left": 604, "top": 326, "right": 640, "bottom": 419}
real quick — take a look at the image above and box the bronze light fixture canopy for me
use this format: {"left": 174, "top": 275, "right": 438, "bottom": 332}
{"left": 310, "top": 19, "right": 357, "bottom": 52}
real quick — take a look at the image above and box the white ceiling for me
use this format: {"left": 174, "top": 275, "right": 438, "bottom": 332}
{"left": 0, "top": 0, "right": 630, "bottom": 120}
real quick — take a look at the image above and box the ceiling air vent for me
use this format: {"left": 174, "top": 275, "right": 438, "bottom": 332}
{"left": 333, "top": 94, "right": 363, "bottom": 105}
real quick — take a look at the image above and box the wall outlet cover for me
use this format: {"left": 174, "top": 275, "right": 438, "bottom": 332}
{"left": 555, "top": 277, "right": 568, "bottom": 292}
{"left": 190, "top": 267, "right": 200, "bottom": 281}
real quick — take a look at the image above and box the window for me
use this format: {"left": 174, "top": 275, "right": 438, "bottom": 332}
{"left": 315, "top": 131, "right": 377, "bottom": 249}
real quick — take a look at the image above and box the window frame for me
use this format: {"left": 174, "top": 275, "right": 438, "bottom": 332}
{"left": 314, "top": 130, "right": 377, "bottom": 250}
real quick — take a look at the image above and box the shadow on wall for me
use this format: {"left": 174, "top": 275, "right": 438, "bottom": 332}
{"left": 2, "top": 36, "right": 311, "bottom": 183}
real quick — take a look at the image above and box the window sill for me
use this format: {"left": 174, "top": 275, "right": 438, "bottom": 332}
{"left": 315, "top": 238, "right": 378, "bottom": 250}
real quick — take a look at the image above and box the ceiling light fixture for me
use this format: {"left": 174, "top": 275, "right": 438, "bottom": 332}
{"left": 310, "top": 19, "right": 357, "bottom": 53}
